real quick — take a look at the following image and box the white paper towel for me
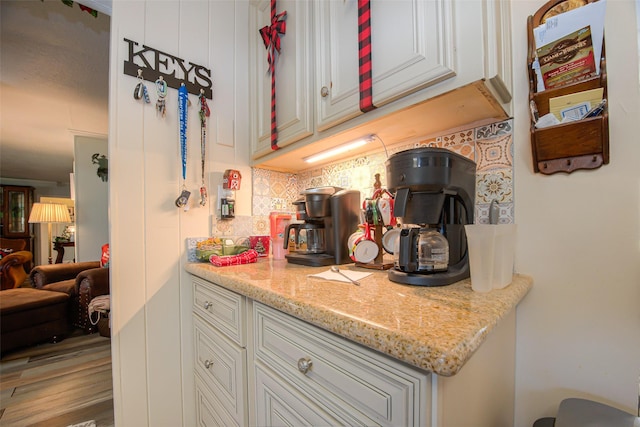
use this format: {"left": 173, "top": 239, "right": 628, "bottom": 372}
{"left": 308, "top": 269, "right": 372, "bottom": 283}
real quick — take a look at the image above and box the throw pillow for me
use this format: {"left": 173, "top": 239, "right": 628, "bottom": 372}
{"left": 100, "top": 243, "right": 110, "bottom": 268}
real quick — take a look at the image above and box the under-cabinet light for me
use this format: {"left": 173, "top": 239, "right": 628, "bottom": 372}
{"left": 303, "top": 135, "right": 375, "bottom": 164}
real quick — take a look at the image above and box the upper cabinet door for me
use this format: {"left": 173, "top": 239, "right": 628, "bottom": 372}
{"left": 314, "top": 0, "right": 455, "bottom": 132}
{"left": 250, "top": 0, "right": 314, "bottom": 159}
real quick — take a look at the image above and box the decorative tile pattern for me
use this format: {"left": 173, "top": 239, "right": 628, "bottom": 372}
{"left": 270, "top": 180, "right": 287, "bottom": 198}
{"left": 475, "top": 202, "right": 514, "bottom": 225}
{"left": 475, "top": 134, "right": 513, "bottom": 172}
{"left": 476, "top": 169, "right": 513, "bottom": 204}
{"left": 270, "top": 197, "right": 288, "bottom": 211}
{"left": 252, "top": 169, "right": 270, "bottom": 196}
{"left": 252, "top": 195, "right": 271, "bottom": 216}
{"left": 213, "top": 218, "right": 233, "bottom": 235}
{"left": 441, "top": 130, "right": 474, "bottom": 147}
{"left": 252, "top": 216, "right": 270, "bottom": 235}
{"left": 209, "top": 215, "right": 255, "bottom": 239}
{"left": 475, "top": 119, "right": 513, "bottom": 139}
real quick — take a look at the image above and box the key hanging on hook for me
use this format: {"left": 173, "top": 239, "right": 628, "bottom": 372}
{"left": 199, "top": 89, "right": 211, "bottom": 206}
{"left": 133, "top": 69, "right": 150, "bottom": 103}
{"left": 155, "top": 76, "right": 168, "bottom": 117}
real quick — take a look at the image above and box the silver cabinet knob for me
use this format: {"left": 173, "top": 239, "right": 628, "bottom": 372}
{"left": 204, "top": 359, "right": 213, "bottom": 369}
{"left": 320, "top": 86, "right": 329, "bottom": 97}
{"left": 203, "top": 301, "right": 212, "bottom": 310}
{"left": 297, "top": 357, "right": 313, "bottom": 374}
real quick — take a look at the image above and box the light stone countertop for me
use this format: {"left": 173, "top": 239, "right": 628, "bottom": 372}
{"left": 186, "top": 258, "right": 532, "bottom": 376}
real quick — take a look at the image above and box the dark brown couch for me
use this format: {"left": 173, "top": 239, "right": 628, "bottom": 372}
{"left": 1, "top": 251, "right": 32, "bottom": 290}
{"left": 30, "top": 262, "right": 109, "bottom": 334}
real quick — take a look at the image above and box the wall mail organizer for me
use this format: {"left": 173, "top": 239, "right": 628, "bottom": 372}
{"left": 123, "top": 38, "right": 213, "bottom": 99}
{"left": 527, "top": 0, "right": 608, "bottom": 175}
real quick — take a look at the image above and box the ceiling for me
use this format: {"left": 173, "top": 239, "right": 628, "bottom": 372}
{"left": 0, "top": 0, "right": 110, "bottom": 184}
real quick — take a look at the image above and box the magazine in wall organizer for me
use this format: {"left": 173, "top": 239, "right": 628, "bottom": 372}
{"left": 536, "top": 25, "right": 596, "bottom": 90}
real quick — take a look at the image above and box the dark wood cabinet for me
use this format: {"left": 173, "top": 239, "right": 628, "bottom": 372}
{"left": 1, "top": 185, "right": 35, "bottom": 255}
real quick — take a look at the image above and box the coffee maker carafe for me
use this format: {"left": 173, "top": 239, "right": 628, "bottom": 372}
{"left": 284, "top": 187, "right": 360, "bottom": 266}
{"left": 285, "top": 222, "right": 326, "bottom": 254}
{"left": 386, "top": 147, "right": 476, "bottom": 286}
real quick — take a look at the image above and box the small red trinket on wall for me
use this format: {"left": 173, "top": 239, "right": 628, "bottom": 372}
{"left": 223, "top": 169, "right": 242, "bottom": 190}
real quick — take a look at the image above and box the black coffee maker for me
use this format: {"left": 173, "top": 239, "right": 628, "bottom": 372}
{"left": 284, "top": 187, "right": 360, "bottom": 266}
{"left": 386, "top": 147, "right": 476, "bottom": 286}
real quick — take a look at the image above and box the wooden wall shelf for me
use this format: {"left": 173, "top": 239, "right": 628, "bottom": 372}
{"left": 527, "top": 0, "right": 608, "bottom": 175}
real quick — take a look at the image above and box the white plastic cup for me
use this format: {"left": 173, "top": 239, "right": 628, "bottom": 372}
{"left": 493, "top": 224, "right": 517, "bottom": 289}
{"left": 464, "top": 225, "right": 496, "bottom": 292}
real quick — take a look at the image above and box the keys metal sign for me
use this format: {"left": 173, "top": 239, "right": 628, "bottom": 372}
{"left": 123, "top": 38, "right": 213, "bottom": 99}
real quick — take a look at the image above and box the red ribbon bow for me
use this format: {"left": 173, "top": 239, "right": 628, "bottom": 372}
{"left": 259, "top": 0, "right": 287, "bottom": 150}
{"left": 259, "top": 9, "right": 287, "bottom": 74}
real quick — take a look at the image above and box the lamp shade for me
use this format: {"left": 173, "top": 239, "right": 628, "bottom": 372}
{"left": 28, "top": 203, "right": 71, "bottom": 224}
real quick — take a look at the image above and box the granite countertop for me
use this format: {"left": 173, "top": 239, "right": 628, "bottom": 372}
{"left": 186, "top": 259, "right": 532, "bottom": 376}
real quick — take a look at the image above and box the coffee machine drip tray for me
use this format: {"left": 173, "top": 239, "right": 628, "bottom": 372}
{"left": 285, "top": 252, "right": 336, "bottom": 267}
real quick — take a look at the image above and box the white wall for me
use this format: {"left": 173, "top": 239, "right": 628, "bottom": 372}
{"left": 512, "top": 1, "right": 640, "bottom": 425}
{"left": 108, "top": 1, "right": 249, "bottom": 425}
{"left": 74, "top": 136, "right": 109, "bottom": 261}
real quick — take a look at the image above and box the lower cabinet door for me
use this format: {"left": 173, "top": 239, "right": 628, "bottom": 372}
{"left": 195, "top": 373, "right": 240, "bottom": 427}
{"left": 194, "top": 316, "right": 247, "bottom": 426}
{"left": 254, "top": 363, "right": 347, "bottom": 427}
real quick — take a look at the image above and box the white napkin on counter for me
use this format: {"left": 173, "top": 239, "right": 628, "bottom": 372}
{"left": 308, "top": 269, "right": 372, "bottom": 283}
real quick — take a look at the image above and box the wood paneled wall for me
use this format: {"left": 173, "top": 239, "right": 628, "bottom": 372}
{"left": 108, "top": 1, "right": 250, "bottom": 425}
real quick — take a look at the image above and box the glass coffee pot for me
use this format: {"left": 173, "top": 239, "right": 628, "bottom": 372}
{"left": 394, "top": 226, "right": 449, "bottom": 273}
{"left": 285, "top": 222, "right": 326, "bottom": 254}
{"left": 417, "top": 228, "right": 449, "bottom": 272}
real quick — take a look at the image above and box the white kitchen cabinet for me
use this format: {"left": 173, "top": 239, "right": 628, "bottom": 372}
{"left": 249, "top": 0, "right": 513, "bottom": 169}
{"left": 191, "top": 275, "right": 517, "bottom": 427}
{"left": 249, "top": 0, "right": 313, "bottom": 158}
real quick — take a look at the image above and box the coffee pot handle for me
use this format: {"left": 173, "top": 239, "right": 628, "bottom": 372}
{"left": 397, "top": 227, "right": 420, "bottom": 272}
{"left": 283, "top": 224, "right": 300, "bottom": 249}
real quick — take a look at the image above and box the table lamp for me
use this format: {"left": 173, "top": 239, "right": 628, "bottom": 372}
{"left": 28, "top": 203, "right": 72, "bottom": 264}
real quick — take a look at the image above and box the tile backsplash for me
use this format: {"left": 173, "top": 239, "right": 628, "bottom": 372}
{"left": 212, "top": 118, "right": 514, "bottom": 236}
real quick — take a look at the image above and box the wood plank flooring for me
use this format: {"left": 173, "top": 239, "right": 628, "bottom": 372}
{"left": 0, "top": 330, "right": 114, "bottom": 427}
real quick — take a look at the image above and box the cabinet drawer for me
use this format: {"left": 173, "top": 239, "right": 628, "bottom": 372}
{"left": 195, "top": 373, "right": 240, "bottom": 427}
{"left": 253, "top": 303, "right": 430, "bottom": 427}
{"left": 254, "top": 362, "right": 345, "bottom": 427}
{"left": 193, "top": 277, "right": 246, "bottom": 346}
{"left": 194, "top": 316, "right": 247, "bottom": 426}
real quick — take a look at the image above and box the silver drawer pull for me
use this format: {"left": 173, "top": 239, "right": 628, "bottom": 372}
{"left": 203, "top": 301, "right": 212, "bottom": 310}
{"left": 204, "top": 359, "right": 213, "bottom": 369}
{"left": 297, "top": 357, "right": 313, "bottom": 375}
